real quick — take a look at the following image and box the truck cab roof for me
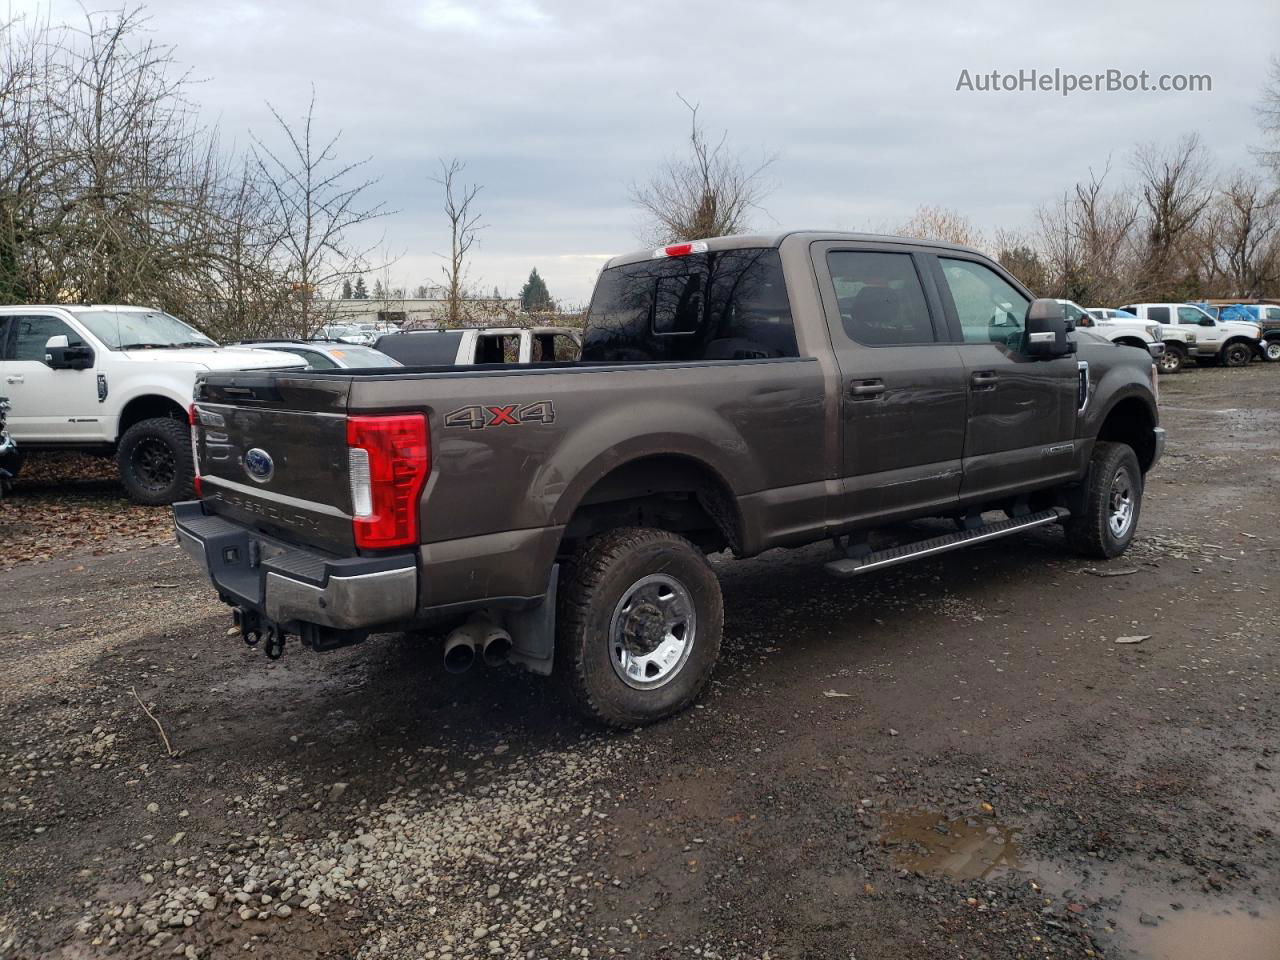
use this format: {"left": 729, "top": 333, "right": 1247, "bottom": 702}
{"left": 604, "top": 231, "right": 985, "bottom": 270}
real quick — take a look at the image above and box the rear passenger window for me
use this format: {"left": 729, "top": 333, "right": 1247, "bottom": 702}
{"left": 938, "top": 258, "right": 1029, "bottom": 346}
{"left": 827, "top": 252, "right": 935, "bottom": 345}
{"left": 582, "top": 248, "right": 798, "bottom": 362}
{"left": 1147, "top": 307, "right": 1170, "bottom": 323}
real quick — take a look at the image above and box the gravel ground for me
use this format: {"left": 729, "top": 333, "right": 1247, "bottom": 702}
{"left": 1, "top": 364, "right": 1277, "bottom": 960}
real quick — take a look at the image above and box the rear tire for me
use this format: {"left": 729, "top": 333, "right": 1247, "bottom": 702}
{"left": 1264, "top": 339, "right": 1280, "bottom": 363}
{"left": 557, "top": 527, "right": 723, "bottom": 728}
{"left": 1222, "top": 341, "right": 1253, "bottom": 367}
{"left": 116, "top": 416, "right": 194, "bottom": 506}
{"left": 1064, "top": 442, "right": 1143, "bottom": 559}
{"left": 1156, "top": 344, "right": 1184, "bottom": 374}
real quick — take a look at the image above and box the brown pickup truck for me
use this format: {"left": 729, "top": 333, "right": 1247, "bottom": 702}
{"left": 174, "top": 231, "right": 1164, "bottom": 727}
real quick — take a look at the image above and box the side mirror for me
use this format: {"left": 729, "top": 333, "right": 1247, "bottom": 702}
{"left": 1199, "top": 318, "right": 1216, "bottom": 327}
{"left": 1024, "top": 299, "right": 1076, "bottom": 359}
{"left": 45, "top": 335, "right": 94, "bottom": 370}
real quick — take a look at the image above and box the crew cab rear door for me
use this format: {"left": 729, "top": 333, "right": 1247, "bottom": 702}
{"left": 928, "top": 255, "right": 1079, "bottom": 500}
{"left": 811, "top": 241, "right": 968, "bottom": 525}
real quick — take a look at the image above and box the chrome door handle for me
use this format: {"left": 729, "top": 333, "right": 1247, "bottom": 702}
{"left": 849, "top": 379, "right": 885, "bottom": 399}
{"left": 970, "top": 371, "right": 997, "bottom": 390}
{"left": 5, "top": 375, "right": 23, "bottom": 384}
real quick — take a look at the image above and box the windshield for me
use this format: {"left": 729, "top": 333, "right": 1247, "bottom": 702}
{"left": 75, "top": 310, "right": 216, "bottom": 350}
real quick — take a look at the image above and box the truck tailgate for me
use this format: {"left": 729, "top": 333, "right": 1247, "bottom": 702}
{"left": 194, "top": 373, "right": 356, "bottom": 552}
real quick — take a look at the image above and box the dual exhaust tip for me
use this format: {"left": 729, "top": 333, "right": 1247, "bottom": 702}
{"left": 443, "top": 616, "right": 513, "bottom": 674}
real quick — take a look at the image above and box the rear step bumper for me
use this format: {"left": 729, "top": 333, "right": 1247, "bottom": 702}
{"left": 173, "top": 501, "right": 417, "bottom": 631}
{"left": 825, "top": 507, "right": 1070, "bottom": 578}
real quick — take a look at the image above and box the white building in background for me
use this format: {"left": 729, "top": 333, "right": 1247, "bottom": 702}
{"left": 322, "top": 297, "right": 524, "bottom": 329}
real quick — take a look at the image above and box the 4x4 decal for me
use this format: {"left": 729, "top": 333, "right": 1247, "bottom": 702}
{"left": 444, "top": 400, "right": 555, "bottom": 430}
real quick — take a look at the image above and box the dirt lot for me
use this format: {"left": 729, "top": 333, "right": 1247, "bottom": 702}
{"left": 1, "top": 364, "right": 1278, "bottom": 960}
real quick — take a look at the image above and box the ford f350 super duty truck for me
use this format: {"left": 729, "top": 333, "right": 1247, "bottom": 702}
{"left": 174, "top": 232, "right": 1164, "bottom": 727}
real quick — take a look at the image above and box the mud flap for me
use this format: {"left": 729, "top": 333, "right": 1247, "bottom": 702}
{"left": 504, "top": 564, "right": 558, "bottom": 676}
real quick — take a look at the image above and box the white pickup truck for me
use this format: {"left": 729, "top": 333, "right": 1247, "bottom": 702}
{"left": 1061, "top": 302, "right": 1193, "bottom": 373}
{"left": 0, "top": 305, "right": 303, "bottom": 504}
{"left": 1119, "top": 302, "right": 1263, "bottom": 367}
{"left": 372, "top": 326, "right": 582, "bottom": 365}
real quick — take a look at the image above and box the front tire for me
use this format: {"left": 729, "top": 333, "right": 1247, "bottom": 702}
{"left": 1222, "top": 341, "right": 1253, "bottom": 367}
{"left": 116, "top": 417, "right": 195, "bottom": 505}
{"left": 1064, "top": 442, "right": 1143, "bottom": 559}
{"left": 1156, "top": 344, "right": 1184, "bottom": 374}
{"left": 1264, "top": 339, "right": 1280, "bottom": 363}
{"left": 557, "top": 528, "right": 723, "bottom": 728}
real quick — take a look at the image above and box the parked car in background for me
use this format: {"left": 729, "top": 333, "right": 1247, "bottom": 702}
{"left": 1208, "top": 304, "right": 1280, "bottom": 361}
{"left": 374, "top": 326, "right": 582, "bottom": 366}
{"left": 324, "top": 322, "right": 399, "bottom": 345}
{"left": 1118, "top": 303, "right": 1264, "bottom": 367}
{"left": 0, "top": 305, "right": 304, "bottom": 504}
{"left": 229, "top": 340, "right": 402, "bottom": 370}
{"left": 1055, "top": 300, "right": 1165, "bottom": 366}
{"left": 1081, "top": 305, "right": 1194, "bottom": 373}
{"left": 175, "top": 231, "right": 1163, "bottom": 727}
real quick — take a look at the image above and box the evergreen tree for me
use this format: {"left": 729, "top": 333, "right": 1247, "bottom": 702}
{"left": 519, "top": 268, "right": 552, "bottom": 312}
{"left": 353, "top": 277, "right": 368, "bottom": 299}
{"left": 372, "top": 279, "right": 386, "bottom": 299}
{"left": 341, "top": 279, "right": 353, "bottom": 299}
{"left": 492, "top": 285, "right": 501, "bottom": 300}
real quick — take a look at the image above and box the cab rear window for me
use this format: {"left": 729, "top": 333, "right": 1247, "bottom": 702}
{"left": 582, "top": 248, "right": 798, "bottom": 362}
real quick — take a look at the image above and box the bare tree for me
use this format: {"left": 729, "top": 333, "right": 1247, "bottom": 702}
{"left": 992, "top": 227, "right": 1048, "bottom": 293}
{"left": 1, "top": 7, "right": 222, "bottom": 308}
{"left": 0, "top": 6, "right": 295, "bottom": 334}
{"left": 1132, "top": 134, "right": 1212, "bottom": 298}
{"left": 194, "top": 157, "right": 292, "bottom": 340}
{"left": 1196, "top": 171, "right": 1280, "bottom": 297}
{"left": 630, "top": 95, "right": 774, "bottom": 245}
{"left": 252, "top": 91, "right": 386, "bottom": 337}
{"left": 898, "top": 205, "right": 985, "bottom": 248}
{"left": 1034, "top": 163, "right": 1140, "bottom": 303}
{"left": 432, "top": 158, "right": 483, "bottom": 327}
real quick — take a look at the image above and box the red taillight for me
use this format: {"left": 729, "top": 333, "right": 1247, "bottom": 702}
{"left": 346, "top": 414, "right": 430, "bottom": 549}
{"left": 188, "top": 404, "right": 202, "bottom": 498}
{"left": 651, "top": 240, "right": 708, "bottom": 259}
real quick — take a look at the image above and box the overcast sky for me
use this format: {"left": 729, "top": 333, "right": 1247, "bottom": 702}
{"left": 14, "top": 0, "right": 1280, "bottom": 304}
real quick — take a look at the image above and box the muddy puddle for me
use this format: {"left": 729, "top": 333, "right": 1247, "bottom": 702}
{"left": 879, "top": 808, "right": 1280, "bottom": 960}
{"left": 1127, "top": 905, "right": 1280, "bottom": 960}
{"left": 879, "top": 808, "right": 1024, "bottom": 880}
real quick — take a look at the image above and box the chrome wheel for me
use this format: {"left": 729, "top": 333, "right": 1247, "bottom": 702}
{"left": 1265, "top": 341, "right": 1280, "bottom": 362}
{"left": 1157, "top": 350, "right": 1181, "bottom": 374}
{"left": 1108, "top": 469, "right": 1134, "bottom": 538}
{"left": 609, "top": 573, "right": 696, "bottom": 690}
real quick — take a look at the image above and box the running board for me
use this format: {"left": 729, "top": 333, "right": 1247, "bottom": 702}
{"left": 824, "top": 507, "right": 1070, "bottom": 578}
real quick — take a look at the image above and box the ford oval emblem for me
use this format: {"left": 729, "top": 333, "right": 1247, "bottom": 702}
{"left": 244, "top": 448, "right": 274, "bottom": 483}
